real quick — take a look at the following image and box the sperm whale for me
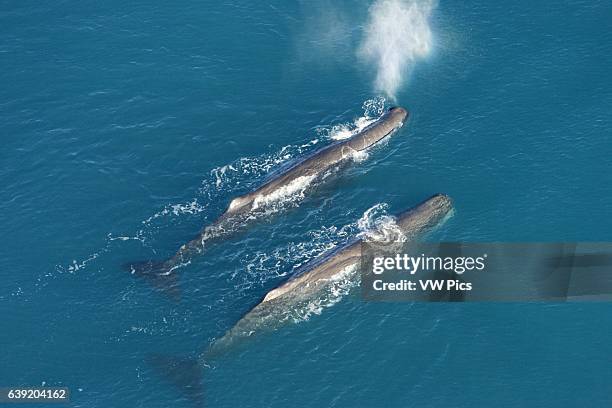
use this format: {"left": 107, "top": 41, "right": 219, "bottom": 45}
{"left": 124, "top": 107, "right": 409, "bottom": 299}
{"left": 210, "top": 193, "right": 453, "bottom": 353}
{"left": 146, "top": 194, "right": 453, "bottom": 404}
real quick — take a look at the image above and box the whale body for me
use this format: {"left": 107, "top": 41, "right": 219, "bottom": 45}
{"left": 148, "top": 194, "right": 452, "bottom": 403}
{"left": 209, "top": 194, "right": 453, "bottom": 353}
{"left": 125, "top": 107, "right": 408, "bottom": 299}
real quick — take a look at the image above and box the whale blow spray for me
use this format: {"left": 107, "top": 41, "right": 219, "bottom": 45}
{"left": 358, "top": 0, "right": 435, "bottom": 99}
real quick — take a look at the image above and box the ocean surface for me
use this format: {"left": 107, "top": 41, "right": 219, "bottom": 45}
{"left": 1, "top": 0, "right": 611, "bottom": 407}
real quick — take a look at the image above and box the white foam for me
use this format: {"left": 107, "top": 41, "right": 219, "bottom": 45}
{"left": 142, "top": 199, "right": 208, "bottom": 225}
{"left": 237, "top": 223, "right": 355, "bottom": 288}
{"left": 328, "top": 116, "right": 377, "bottom": 141}
{"left": 362, "top": 96, "right": 387, "bottom": 117}
{"left": 237, "top": 202, "right": 403, "bottom": 293}
{"left": 289, "top": 264, "right": 359, "bottom": 323}
{"left": 356, "top": 203, "right": 405, "bottom": 243}
{"left": 205, "top": 145, "right": 304, "bottom": 192}
{"left": 280, "top": 204, "right": 409, "bottom": 323}
{"left": 323, "top": 97, "right": 387, "bottom": 141}
{"left": 358, "top": 0, "right": 435, "bottom": 99}
{"left": 251, "top": 174, "right": 318, "bottom": 211}
{"left": 59, "top": 249, "right": 106, "bottom": 274}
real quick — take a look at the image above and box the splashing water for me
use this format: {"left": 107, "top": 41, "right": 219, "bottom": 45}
{"left": 287, "top": 203, "right": 412, "bottom": 321}
{"left": 315, "top": 96, "right": 387, "bottom": 141}
{"left": 286, "top": 264, "right": 359, "bottom": 324}
{"left": 208, "top": 200, "right": 422, "bottom": 351}
{"left": 236, "top": 201, "right": 403, "bottom": 291}
{"left": 358, "top": 0, "right": 435, "bottom": 99}
{"left": 251, "top": 174, "right": 318, "bottom": 211}
{"left": 357, "top": 203, "right": 406, "bottom": 244}
{"left": 233, "top": 202, "right": 403, "bottom": 319}
{"left": 236, "top": 223, "right": 356, "bottom": 291}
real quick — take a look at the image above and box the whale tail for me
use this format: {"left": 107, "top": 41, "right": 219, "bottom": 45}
{"left": 146, "top": 353, "right": 204, "bottom": 407}
{"left": 122, "top": 260, "right": 181, "bottom": 301}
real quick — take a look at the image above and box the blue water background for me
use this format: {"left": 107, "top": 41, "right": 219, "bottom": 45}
{"left": 1, "top": 0, "right": 611, "bottom": 407}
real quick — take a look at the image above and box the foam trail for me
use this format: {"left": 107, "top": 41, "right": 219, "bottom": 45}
{"left": 327, "top": 97, "right": 387, "bottom": 140}
{"left": 357, "top": 203, "right": 406, "bottom": 244}
{"left": 207, "top": 203, "right": 401, "bottom": 355}
{"left": 234, "top": 202, "right": 394, "bottom": 294}
{"left": 51, "top": 103, "right": 372, "bottom": 283}
{"left": 358, "top": 0, "right": 435, "bottom": 99}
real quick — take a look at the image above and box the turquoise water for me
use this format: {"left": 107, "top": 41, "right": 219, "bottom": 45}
{"left": 2, "top": 0, "right": 611, "bottom": 407}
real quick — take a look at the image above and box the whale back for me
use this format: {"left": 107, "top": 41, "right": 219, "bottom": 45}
{"left": 226, "top": 195, "right": 253, "bottom": 214}
{"left": 345, "top": 107, "right": 408, "bottom": 151}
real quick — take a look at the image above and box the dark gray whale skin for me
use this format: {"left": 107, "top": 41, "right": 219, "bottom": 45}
{"left": 148, "top": 194, "right": 451, "bottom": 403}
{"left": 209, "top": 194, "right": 453, "bottom": 353}
{"left": 124, "top": 107, "right": 408, "bottom": 299}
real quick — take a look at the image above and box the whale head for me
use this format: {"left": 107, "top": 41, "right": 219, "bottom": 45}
{"left": 395, "top": 194, "right": 453, "bottom": 237}
{"left": 347, "top": 106, "right": 409, "bottom": 151}
{"left": 387, "top": 106, "right": 408, "bottom": 124}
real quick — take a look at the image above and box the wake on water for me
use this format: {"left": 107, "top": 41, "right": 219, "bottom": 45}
{"left": 236, "top": 202, "right": 406, "bottom": 327}
{"left": 48, "top": 99, "right": 389, "bottom": 282}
